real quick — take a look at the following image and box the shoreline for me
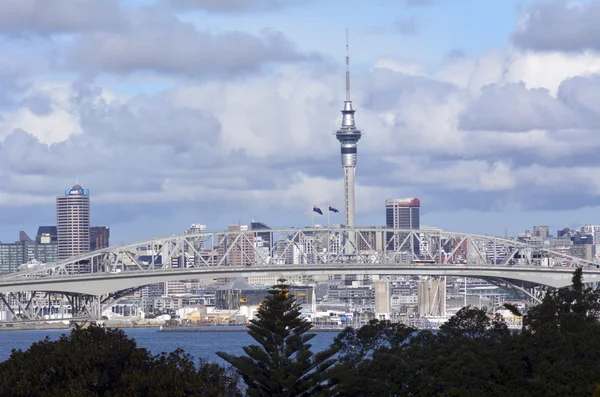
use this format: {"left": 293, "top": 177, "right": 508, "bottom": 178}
{"left": 157, "top": 326, "right": 345, "bottom": 333}
{"left": 0, "top": 323, "right": 348, "bottom": 332}
{"left": 0, "top": 323, "right": 161, "bottom": 332}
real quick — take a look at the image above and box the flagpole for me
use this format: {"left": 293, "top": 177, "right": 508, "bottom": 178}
{"left": 328, "top": 206, "right": 330, "bottom": 229}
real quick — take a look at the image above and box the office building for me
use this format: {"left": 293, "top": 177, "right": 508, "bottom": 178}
{"left": 90, "top": 226, "right": 110, "bottom": 251}
{"left": 533, "top": 226, "right": 549, "bottom": 239}
{"left": 217, "top": 225, "right": 255, "bottom": 266}
{"left": 185, "top": 224, "right": 206, "bottom": 254}
{"left": 251, "top": 221, "right": 272, "bottom": 251}
{"left": 0, "top": 231, "right": 57, "bottom": 273}
{"left": 386, "top": 198, "right": 420, "bottom": 229}
{"left": 36, "top": 226, "right": 57, "bottom": 244}
{"left": 57, "top": 184, "right": 90, "bottom": 272}
{"left": 386, "top": 198, "right": 420, "bottom": 254}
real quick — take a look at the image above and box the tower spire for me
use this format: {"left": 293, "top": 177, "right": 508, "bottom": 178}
{"left": 335, "top": 29, "right": 362, "bottom": 233}
{"left": 345, "top": 28, "right": 350, "bottom": 102}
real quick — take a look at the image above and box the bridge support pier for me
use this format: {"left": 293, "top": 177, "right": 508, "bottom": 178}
{"left": 0, "top": 291, "right": 40, "bottom": 321}
{"left": 0, "top": 286, "right": 147, "bottom": 324}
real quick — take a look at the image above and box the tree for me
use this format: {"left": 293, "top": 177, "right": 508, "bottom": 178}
{"left": 217, "top": 280, "right": 339, "bottom": 397}
{"left": 331, "top": 320, "right": 414, "bottom": 396}
{"left": 333, "top": 308, "right": 520, "bottom": 396}
{"left": 439, "top": 305, "right": 509, "bottom": 339}
{"left": 334, "top": 319, "right": 414, "bottom": 366}
{"left": 516, "top": 267, "right": 600, "bottom": 396}
{"left": 0, "top": 325, "right": 240, "bottom": 397}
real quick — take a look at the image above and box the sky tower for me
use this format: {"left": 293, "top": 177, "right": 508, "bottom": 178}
{"left": 335, "top": 30, "right": 362, "bottom": 228}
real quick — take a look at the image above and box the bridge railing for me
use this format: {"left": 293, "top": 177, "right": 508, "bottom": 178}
{"left": 1, "top": 227, "right": 596, "bottom": 282}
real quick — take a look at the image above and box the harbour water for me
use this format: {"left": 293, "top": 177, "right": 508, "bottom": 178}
{"left": 0, "top": 327, "right": 338, "bottom": 364}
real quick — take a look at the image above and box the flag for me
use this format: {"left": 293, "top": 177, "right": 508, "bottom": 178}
{"left": 328, "top": 205, "right": 339, "bottom": 213}
{"left": 313, "top": 205, "right": 323, "bottom": 215}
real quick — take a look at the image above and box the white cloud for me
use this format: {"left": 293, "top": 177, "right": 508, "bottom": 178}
{"left": 0, "top": 82, "right": 82, "bottom": 144}
{"left": 2, "top": 0, "right": 600, "bottom": 240}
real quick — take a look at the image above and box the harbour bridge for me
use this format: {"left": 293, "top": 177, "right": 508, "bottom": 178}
{"left": 0, "top": 227, "right": 598, "bottom": 322}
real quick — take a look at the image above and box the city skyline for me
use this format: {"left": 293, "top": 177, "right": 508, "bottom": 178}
{"left": 1, "top": 1, "right": 600, "bottom": 244}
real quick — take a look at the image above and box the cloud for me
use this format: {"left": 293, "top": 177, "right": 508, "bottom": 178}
{"left": 556, "top": 75, "right": 600, "bottom": 121}
{"left": 459, "top": 82, "right": 582, "bottom": 132}
{"left": 0, "top": 82, "right": 81, "bottom": 145}
{"left": 68, "top": 10, "right": 317, "bottom": 76}
{"left": 166, "top": 0, "right": 309, "bottom": 12}
{"left": 0, "top": 2, "right": 317, "bottom": 78}
{"left": 5, "top": 9, "right": 600, "bottom": 240}
{"left": 512, "top": 1, "right": 600, "bottom": 52}
{"left": 0, "top": 0, "right": 124, "bottom": 36}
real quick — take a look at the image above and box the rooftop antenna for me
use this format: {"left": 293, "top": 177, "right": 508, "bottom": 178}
{"left": 345, "top": 28, "right": 350, "bottom": 102}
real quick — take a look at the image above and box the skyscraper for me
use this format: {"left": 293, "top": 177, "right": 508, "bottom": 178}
{"left": 90, "top": 226, "right": 110, "bottom": 251}
{"left": 57, "top": 184, "right": 90, "bottom": 261}
{"left": 386, "top": 198, "right": 421, "bottom": 254}
{"left": 385, "top": 198, "right": 420, "bottom": 229}
{"left": 335, "top": 30, "right": 362, "bottom": 229}
{"left": 185, "top": 224, "right": 207, "bottom": 253}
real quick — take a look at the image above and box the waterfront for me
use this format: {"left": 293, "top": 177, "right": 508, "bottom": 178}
{"left": 0, "top": 327, "right": 338, "bottom": 363}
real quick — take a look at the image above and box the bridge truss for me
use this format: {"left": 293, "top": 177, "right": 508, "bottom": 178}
{"left": 0, "top": 227, "right": 596, "bottom": 322}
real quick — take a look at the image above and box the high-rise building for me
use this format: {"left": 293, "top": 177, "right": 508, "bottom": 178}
{"left": 90, "top": 226, "right": 110, "bottom": 251}
{"left": 184, "top": 224, "right": 207, "bottom": 264}
{"left": 251, "top": 221, "right": 272, "bottom": 250}
{"left": 533, "top": 226, "right": 549, "bottom": 239}
{"left": 217, "top": 225, "right": 255, "bottom": 266}
{"left": 335, "top": 30, "right": 362, "bottom": 229}
{"left": 386, "top": 198, "right": 421, "bottom": 254}
{"left": 386, "top": 198, "right": 421, "bottom": 229}
{"left": 57, "top": 184, "right": 90, "bottom": 262}
{"left": 36, "top": 226, "right": 57, "bottom": 244}
{"left": 0, "top": 231, "right": 57, "bottom": 273}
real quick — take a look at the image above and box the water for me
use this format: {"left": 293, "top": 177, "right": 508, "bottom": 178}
{"left": 0, "top": 328, "right": 339, "bottom": 364}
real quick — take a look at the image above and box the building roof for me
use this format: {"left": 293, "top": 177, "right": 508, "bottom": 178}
{"left": 219, "top": 278, "right": 255, "bottom": 291}
{"left": 72, "top": 184, "right": 83, "bottom": 190}
{"left": 37, "top": 226, "right": 57, "bottom": 236}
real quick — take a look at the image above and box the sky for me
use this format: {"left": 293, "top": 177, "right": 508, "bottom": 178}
{"left": 1, "top": 0, "right": 600, "bottom": 244}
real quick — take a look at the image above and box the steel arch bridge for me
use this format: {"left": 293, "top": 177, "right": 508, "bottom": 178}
{"left": 0, "top": 227, "right": 599, "bottom": 322}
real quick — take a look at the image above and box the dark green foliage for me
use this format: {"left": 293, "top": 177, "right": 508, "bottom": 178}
{"left": 334, "top": 319, "right": 414, "bottom": 365}
{"left": 0, "top": 325, "right": 240, "bottom": 397}
{"left": 333, "top": 268, "right": 600, "bottom": 397}
{"left": 217, "top": 280, "right": 339, "bottom": 397}
{"left": 330, "top": 320, "right": 415, "bottom": 396}
{"left": 516, "top": 267, "right": 600, "bottom": 397}
{"left": 439, "top": 305, "right": 509, "bottom": 339}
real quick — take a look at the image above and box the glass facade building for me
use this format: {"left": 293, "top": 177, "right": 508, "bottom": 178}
{"left": 385, "top": 198, "right": 421, "bottom": 255}
{"left": 0, "top": 231, "right": 57, "bottom": 274}
{"left": 90, "top": 226, "right": 110, "bottom": 251}
{"left": 385, "top": 198, "right": 420, "bottom": 229}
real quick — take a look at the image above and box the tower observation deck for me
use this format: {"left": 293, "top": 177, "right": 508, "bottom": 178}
{"left": 335, "top": 30, "right": 362, "bottom": 228}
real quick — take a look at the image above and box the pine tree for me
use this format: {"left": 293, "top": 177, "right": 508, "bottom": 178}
{"left": 217, "top": 280, "right": 339, "bottom": 397}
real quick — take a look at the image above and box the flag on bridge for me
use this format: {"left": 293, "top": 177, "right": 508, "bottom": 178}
{"left": 313, "top": 205, "right": 323, "bottom": 215}
{"left": 328, "top": 205, "right": 339, "bottom": 213}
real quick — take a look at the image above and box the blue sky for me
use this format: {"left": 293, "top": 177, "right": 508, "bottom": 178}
{"left": 2, "top": 0, "right": 600, "bottom": 244}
